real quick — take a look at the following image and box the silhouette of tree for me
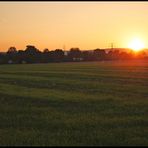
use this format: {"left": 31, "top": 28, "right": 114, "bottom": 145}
{"left": 119, "top": 51, "right": 132, "bottom": 60}
{"left": 41, "top": 48, "right": 50, "bottom": 63}
{"left": 53, "top": 49, "right": 64, "bottom": 62}
{"left": 7, "top": 47, "right": 17, "bottom": 54}
{"left": 82, "top": 51, "right": 93, "bottom": 61}
{"left": 0, "top": 44, "right": 147, "bottom": 64}
{"left": 24, "top": 45, "right": 41, "bottom": 63}
{"left": 17, "top": 50, "right": 26, "bottom": 64}
{"left": 107, "top": 50, "right": 121, "bottom": 60}
{"left": 68, "top": 48, "right": 82, "bottom": 61}
{"left": 46, "top": 49, "right": 65, "bottom": 62}
{"left": 93, "top": 49, "right": 106, "bottom": 60}
{"left": 6, "top": 46, "right": 18, "bottom": 63}
{"left": 43, "top": 48, "right": 49, "bottom": 53}
{"left": 25, "top": 45, "right": 40, "bottom": 54}
{"left": 0, "top": 53, "right": 6, "bottom": 64}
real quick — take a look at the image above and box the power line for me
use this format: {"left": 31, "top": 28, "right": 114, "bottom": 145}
{"left": 111, "top": 42, "right": 114, "bottom": 50}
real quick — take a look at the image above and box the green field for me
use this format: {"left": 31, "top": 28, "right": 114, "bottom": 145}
{"left": 0, "top": 60, "right": 148, "bottom": 146}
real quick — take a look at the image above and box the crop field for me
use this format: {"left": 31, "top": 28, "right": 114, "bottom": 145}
{"left": 0, "top": 60, "right": 148, "bottom": 146}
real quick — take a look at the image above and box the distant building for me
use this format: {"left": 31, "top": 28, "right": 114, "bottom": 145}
{"left": 73, "top": 57, "right": 84, "bottom": 61}
{"left": 21, "top": 60, "right": 26, "bottom": 64}
{"left": 64, "top": 51, "right": 69, "bottom": 56}
{"left": 8, "top": 60, "right": 13, "bottom": 64}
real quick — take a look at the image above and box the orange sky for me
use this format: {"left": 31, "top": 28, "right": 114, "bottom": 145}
{"left": 0, "top": 2, "right": 148, "bottom": 51}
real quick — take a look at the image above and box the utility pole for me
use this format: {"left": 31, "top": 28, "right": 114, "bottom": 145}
{"left": 63, "top": 44, "right": 67, "bottom": 56}
{"left": 111, "top": 42, "right": 114, "bottom": 50}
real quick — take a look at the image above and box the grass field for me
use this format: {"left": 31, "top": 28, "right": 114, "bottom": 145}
{"left": 0, "top": 60, "right": 148, "bottom": 146}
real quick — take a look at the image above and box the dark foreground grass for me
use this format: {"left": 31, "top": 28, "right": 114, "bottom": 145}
{"left": 0, "top": 60, "right": 148, "bottom": 146}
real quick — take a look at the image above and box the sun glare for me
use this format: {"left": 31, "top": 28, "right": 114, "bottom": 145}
{"left": 128, "top": 38, "right": 145, "bottom": 52}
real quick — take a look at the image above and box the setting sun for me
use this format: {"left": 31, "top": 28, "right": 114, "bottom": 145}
{"left": 128, "top": 38, "right": 145, "bottom": 52}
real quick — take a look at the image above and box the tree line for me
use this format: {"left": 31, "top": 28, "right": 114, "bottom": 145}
{"left": 0, "top": 45, "right": 147, "bottom": 64}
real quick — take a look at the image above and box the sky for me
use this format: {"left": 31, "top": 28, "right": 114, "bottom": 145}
{"left": 0, "top": 1, "right": 148, "bottom": 51}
